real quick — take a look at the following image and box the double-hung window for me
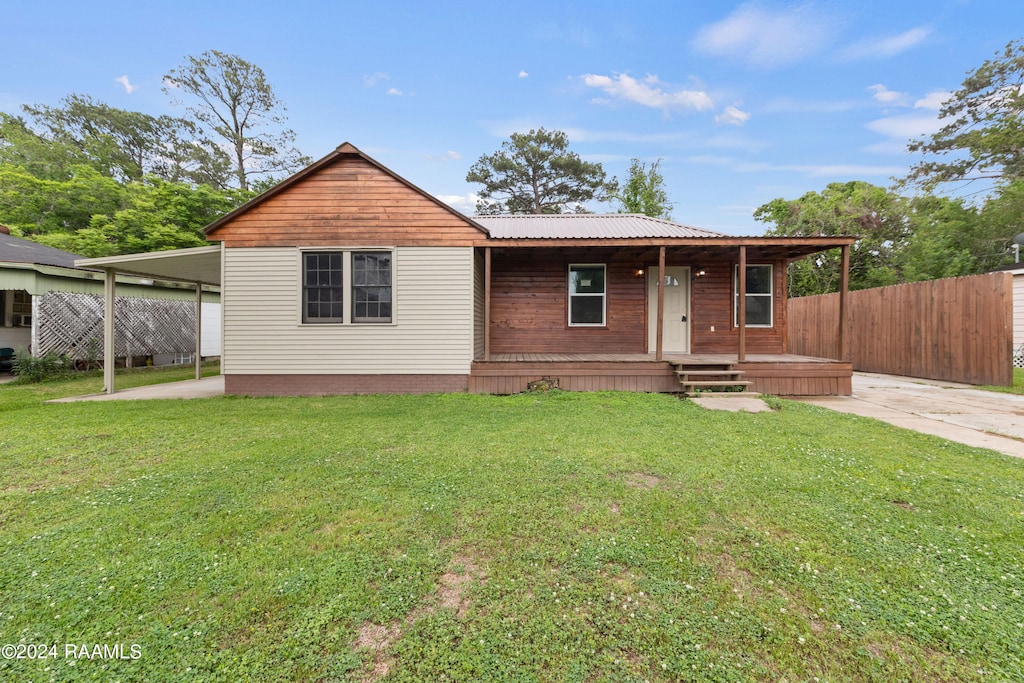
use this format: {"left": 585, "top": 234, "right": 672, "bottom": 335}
{"left": 568, "top": 264, "right": 606, "bottom": 326}
{"left": 303, "top": 252, "right": 344, "bottom": 323}
{"left": 352, "top": 252, "right": 392, "bottom": 323}
{"left": 302, "top": 250, "right": 393, "bottom": 324}
{"left": 734, "top": 264, "right": 773, "bottom": 327}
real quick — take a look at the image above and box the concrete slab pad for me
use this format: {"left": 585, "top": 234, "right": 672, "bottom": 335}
{"left": 690, "top": 396, "right": 773, "bottom": 413}
{"left": 793, "top": 372, "right": 1024, "bottom": 460}
{"left": 48, "top": 375, "right": 224, "bottom": 402}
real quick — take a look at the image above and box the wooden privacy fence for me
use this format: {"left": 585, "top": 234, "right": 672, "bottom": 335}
{"left": 788, "top": 272, "right": 1013, "bottom": 386}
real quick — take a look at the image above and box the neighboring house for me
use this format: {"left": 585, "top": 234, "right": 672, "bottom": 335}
{"left": 80, "top": 143, "right": 856, "bottom": 396}
{"left": 0, "top": 231, "right": 220, "bottom": 365}
{"left": 994, "top": 263, "right": 1024, "bottom": 366}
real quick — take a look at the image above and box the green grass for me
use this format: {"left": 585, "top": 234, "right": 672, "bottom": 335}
{"left": 978, "top": 368, "right": 1024, "bottom": 395}
{"left": 1, "top": 377, "right": 1022, "bottom": 682}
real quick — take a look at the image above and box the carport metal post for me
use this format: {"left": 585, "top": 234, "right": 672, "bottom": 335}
{"left": 195, "top": 283, "right": 202, "bottom": 380}
{"left": 103, "top": 268, "right": 116, "bottom": 394}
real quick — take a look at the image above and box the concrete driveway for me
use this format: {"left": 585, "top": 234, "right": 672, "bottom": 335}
{"left": 795, "top": 372, "right": 1024, "bottom": 459}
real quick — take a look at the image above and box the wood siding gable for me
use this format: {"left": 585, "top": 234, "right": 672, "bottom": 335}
{"left": 206, "top": 144, "right": 487, "bottom": 248}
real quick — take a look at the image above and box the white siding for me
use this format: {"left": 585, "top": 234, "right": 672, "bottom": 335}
{"left": 1014, "top": 272, "right": 1024, "bottom": 350}
{"left": 223, "top": 246, "right": 475, "bottom": 374}
{"left": 201, "top": 302, "right": 222, "bottom": 357}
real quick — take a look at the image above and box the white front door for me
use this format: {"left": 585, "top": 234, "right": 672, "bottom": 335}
{"left": 647, "top": 267, "right": 690, "bottom": 354}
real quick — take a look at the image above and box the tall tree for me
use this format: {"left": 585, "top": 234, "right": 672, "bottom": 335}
{"left": 0, "top": 113, "right": 87, "bottom": 180}
{"left": 164, "top": 50, "right": 309, "bottom": 191}
{"left": 614, "top": 158, "right": 673, "bottom": 219}
{"left": 904, "top": 39, "right": 1024, "bottom": 192}
{"left": 10, "top": 96, "right": 231, "bottom": 188}
{"left": 466, "top": 128, "right": 617, "bottom": 214}
{"left": 754, "top": 181, "right": 912, "bottom": 296}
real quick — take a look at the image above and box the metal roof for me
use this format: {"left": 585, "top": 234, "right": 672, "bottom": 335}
{"left": 0, "top": 232, "right": 84, "bottom": 269}
{"left": 474, "top": 214, "right": 728, "bottom": 240}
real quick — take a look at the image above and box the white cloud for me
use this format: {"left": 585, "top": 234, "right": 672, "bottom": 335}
{"left": 427, "top": 151, "right": 462, "bottom": 161}
{"left": 519, "top": 70, "right": 529, "bottom": 78}
{"left": 840, "top": 26, "right": 931, "bottom": 61}
{"left": 364, "top": 72, "right": 389, "bottom": 87}
{"left": 116, "top": 75, "right": 136, "bottom": 94}
{"left": 436, "top": 192, "right": 479, "bottom": 214}
{"left": 386, "top": 87, "right": 403, "bottom": 96}
{"left": 715, "top": 105, "right": 751, "bottom": 126}
{"left": 863, "top": 90, "right": 952, "bottom": 153}
{"left": 692, "top": 3, "right": 833, "bottom": 68}
{"left": 562, "top": 127, "right": 696, "bottom": 145}
{"left": 914, "top": 90, "right": 951, "bottom": 110}
{"left": 865, "top": 114, "right": 943, "bottom": 140}
{"left": 688, "top": 154, "right": 903, "bottom": 177}
{"left": 761, "top": 97, "right": 859, "bottom": 114}
{"left": 867, "top": 84, "right": 909, "bottom": 106}
{"left": 581, "top": 73, "right": 713, "bottom": 113}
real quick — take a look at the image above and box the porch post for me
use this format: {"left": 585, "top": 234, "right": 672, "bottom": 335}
{"left": 737, "top": 246, "right": 747, "bottom": 362}
{"left": 656, "top": 246, "right": 666, "bottom": 360}
{"left": 195, "top": 283, "right": 202, "bottom": 381}
{"left": 103, "top": 268, "right": 116, "bottom": 394}
{"left": 484, "top": 247, "right": 492, "bottom": 362}
{"left": 838, "top": 244, "right": 850, "bottom": 361}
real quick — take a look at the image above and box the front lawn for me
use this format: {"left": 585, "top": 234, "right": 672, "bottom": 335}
{"left": 1, "top": 380, "right": 1022, "bottom": 681}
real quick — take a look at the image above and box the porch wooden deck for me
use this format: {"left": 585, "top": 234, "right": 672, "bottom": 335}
{"left": 469, "top": 353, "right": 852, "bottom": 396}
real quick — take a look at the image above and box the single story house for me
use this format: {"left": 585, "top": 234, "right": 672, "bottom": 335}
{"left": 78, "top": 143, "right": 856, "bottom": 396}
{"left": 0, "top": 231, "right": 220, "bottom": 367}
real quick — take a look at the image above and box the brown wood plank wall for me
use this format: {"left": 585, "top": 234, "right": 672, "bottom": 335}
{"left": 489, "top": 249, "right": 647, "bottom": 353}
{"left": 689, "top": 259, "right": 787, "bottom": 354}
{"left": 787, "top": 272, "right": 1013, "bottom": 386}
{"left": 489, "top": 250, "right": 790, "bottom": 355}
{"left": 210, "top": 157, "right": 485, "bottom": 247}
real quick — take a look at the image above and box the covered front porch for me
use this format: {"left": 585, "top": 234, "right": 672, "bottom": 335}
{"left": 470, "top": 352, "right": 853, "bottom": 396}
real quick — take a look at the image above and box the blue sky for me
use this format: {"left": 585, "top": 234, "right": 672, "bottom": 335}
{"left": 3, "top": 0, "right": 1020, "bottom": 235}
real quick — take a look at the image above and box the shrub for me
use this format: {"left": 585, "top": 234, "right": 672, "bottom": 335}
{"left": 11, "top": 348, "right": 75, "bottom": 383}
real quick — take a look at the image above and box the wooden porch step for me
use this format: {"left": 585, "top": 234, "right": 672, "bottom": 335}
{"left": 683, "top": 389, "right": 761, "bottom": 397}
{"left": 671, "top": 360, "right": 754, "bottom": 396}
{"left": 675, "top": 369, "right": 745, "bottom": 377}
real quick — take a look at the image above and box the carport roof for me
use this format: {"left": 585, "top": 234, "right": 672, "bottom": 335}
{"left": 75, "top": 245, "right": 221, "bottom": 287}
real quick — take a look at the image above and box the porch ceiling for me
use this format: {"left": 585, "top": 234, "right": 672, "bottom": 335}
{"left": 74, "top": 245, "right": 221, "bottom": 287}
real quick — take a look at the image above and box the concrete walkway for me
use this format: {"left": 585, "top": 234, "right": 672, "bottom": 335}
{"left": 794, "top": 372, "right": 1024, "bottom": 459}
{"left": 48, "top": 375, "right": 224, "bottom": 402}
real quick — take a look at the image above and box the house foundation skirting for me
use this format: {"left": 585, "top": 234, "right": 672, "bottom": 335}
{"left": 225, "top": 374, "right": 470, "bottom": 396}
{"left": 469, "top": 359, "right": 853, "bottom": 396}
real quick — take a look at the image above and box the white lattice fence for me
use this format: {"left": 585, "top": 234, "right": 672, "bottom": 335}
{"left": 36, "top": 291, "right": 197, "bottom": 360}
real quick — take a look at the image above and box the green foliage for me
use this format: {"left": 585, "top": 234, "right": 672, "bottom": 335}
{"left": 0, "top": 387, "right": 1021, "bottom": 681}
{"left": 19, "top": 93, "right": 229, "bottom": 187}
{"left": 904, "top": 39, "right": 1024, "bottom": 192}
{"left": 0, "top": 164, "right": 123, "bottom": 238}
{"left": 466, "top": 128, "right": 618, "bottom": 214}
{"left": 754, "top": 181, "right": 912, "bottom": 296}
{"left": 164, "top": 50, "right": 309, "bottom": 191}
{"left": 0, "top": 164, "right": 254, "bottom": 257}
{"left": 614, "top": 157, "right": 673, "bottom": 219}
{"left": 10, "top": 348, "right": 74, "bottom": 382}
{"left": 900, "top": 194, "right": 997, "bottom": 281}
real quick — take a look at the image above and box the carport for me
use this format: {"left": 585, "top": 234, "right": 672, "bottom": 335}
{"left": 75, "top": 245, "right": 222, "bottom": 395}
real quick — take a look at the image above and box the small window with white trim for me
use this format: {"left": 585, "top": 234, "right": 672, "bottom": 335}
{"left": 568, "top": 264, "right": 606, "bottom": 326}
{"left": 734, "top": 264, "right": 773, "bottom": 327}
